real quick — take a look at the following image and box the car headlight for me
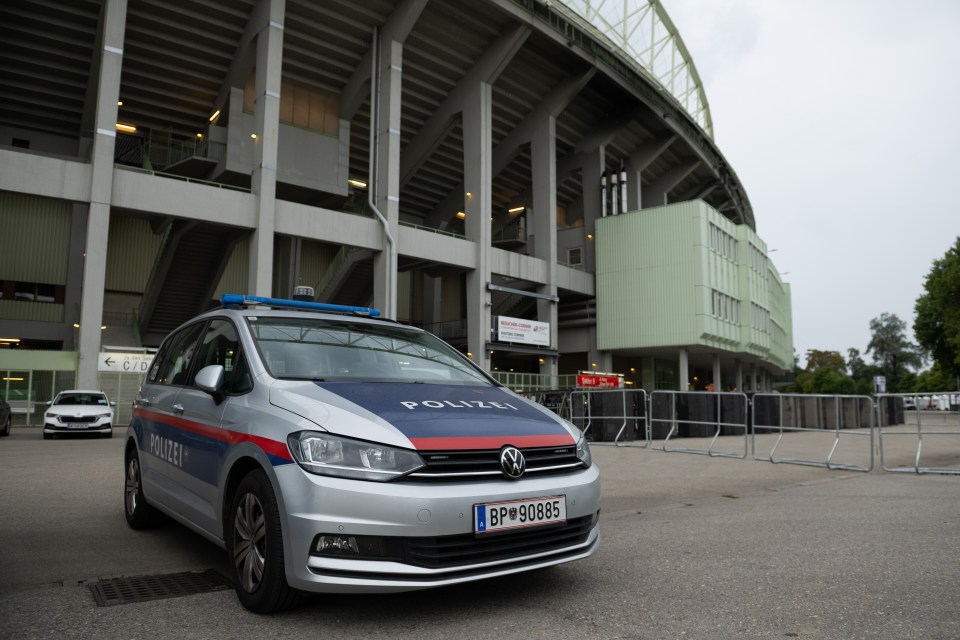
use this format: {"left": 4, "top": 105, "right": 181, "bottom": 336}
{"left": 45, "top": 412, "right": 56, "bottom": 419}
{"left": 575, "top": 431, "right": 592, "bottom": 468}
{"left": 287, "top": 431, "right": 425, "bottom": 482}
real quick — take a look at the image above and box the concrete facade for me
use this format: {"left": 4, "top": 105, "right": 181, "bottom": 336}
{"left": 0, "top": 0, "right": 791, "bottom": 393}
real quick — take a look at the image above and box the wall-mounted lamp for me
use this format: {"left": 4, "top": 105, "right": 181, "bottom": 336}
{"left": 508, "top": 206, "right": 525, "bottom": 214}
{"left": 456, "top": 211, "right": 466, "bottom": 219}
{"left": 209, "top": 109, "right": 221, "bottom": 123}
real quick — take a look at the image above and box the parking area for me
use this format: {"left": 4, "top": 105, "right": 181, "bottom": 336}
{"left": 1, "top": 427, "right": 959, "bottom": 639}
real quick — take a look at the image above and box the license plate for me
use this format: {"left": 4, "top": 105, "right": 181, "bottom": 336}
{"left": 474, "top": 495, "right": 566, "bottom": 534}
{"left": 67, "top": 423, "right": 87, "bottom": 429}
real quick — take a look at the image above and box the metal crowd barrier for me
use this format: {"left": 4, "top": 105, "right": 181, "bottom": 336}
{"left": 877, "top": 393, "right": 960, "bottom": 474}
{"left": 751, "top": 393, "right": 874, "bottom": 472}
{"left": 568, "top": 388, "right": 649, "bottom": 447}
{"left": 651, "top": 391, "right": 749, "bottom": 458}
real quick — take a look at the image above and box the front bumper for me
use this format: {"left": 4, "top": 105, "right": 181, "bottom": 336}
{"left": 43, "top": 420, "right": 112, "bottom": 435}
{"left": 275, "top": 463, "right": 602, "bottom": 593}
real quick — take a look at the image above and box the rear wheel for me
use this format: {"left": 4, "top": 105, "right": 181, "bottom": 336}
{"left": 124, "top": 448, "right": 162, "bottom": 528}
{"left": 228, "top": 469, "right": 301, "bottom": 613}
{"left": 0, "top": 415, "right": 10, "bottom": 437}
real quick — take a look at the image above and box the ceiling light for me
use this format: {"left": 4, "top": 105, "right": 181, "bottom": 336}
{"left": 196, "top": 133, "right": 203, "bottom": 139}
{"left": 250, "top": 133, "right": 258, "bottom": 139}
{"left": 456, "top": 211, "right": 465, "bottom": 219}
{"left": 348, "top": 178, "right": 367, "bottom": 189}
{"left": 508, "top": 206, "right": 525, "bottom": 213}
{"left": 587, "top": 233, "right": 594, "bottom": 239}
{"left": 466, "top": 192, "right": 472, "bottom": 198}
{"left": 2, "top": 377, "right": 24, "bottom": 381}
{"left": 115, "top": 123, "right": 137, "bottom": 133}
{"left": 209, "top": 109, "right": 221, "bottom": 123}
{"left": 117, "top": 100, "right": 123, "bottom": 106}
{"left": 0, "top": 338, "right": 20, "bottom": 343}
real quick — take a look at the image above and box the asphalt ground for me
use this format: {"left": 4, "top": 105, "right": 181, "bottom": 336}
{"left": 1, "top": 424, "right": 958, "bottom": 640}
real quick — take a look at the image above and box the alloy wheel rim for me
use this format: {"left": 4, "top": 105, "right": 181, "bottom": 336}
{"left": 233, "top": 492, "right": 266, "bottom": 593}
{"left": 124, "top": 458, "right": 140, "bottom": 515}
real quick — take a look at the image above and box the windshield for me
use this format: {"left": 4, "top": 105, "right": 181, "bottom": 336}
{"left": 55, "top": 393, "right": 109, "bottom": 406}
{"left": 247, "top": 317, "right": 494, "bottom": 386}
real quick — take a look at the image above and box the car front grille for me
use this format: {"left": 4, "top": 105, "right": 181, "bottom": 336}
{"left": 407, "top": 445, "right": 585, "bottom": 481}
{"left": 402, "top": 512, "right": 598, "bottom": 569}
{"left": 57, "top": 415, "right": 99, "bottom": 423}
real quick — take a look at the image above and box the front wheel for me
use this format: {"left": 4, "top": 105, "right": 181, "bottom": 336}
{"left": 228, "top": 469, "right": 301, "bottom": 613}
{"left": 0, "top": 416, "right": 10, "bottom": 437}
{"left": 124, "top": 448, "right": 162, "bottom": 528}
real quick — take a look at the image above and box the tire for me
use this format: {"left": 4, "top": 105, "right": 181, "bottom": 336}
{"left": 43, "top": 432, "right": 52, "bottom": 440}
{"left": 124, "top": 447, "right": 162, "bottom": 529}
{"left": 0, "top": 416, "right": 10, "bottom": 437}
{"left": 103, "top": 429, "right": 113, "bottom": 439}
{"left": 228, "top": 469, "right": 301, "bottom": 613}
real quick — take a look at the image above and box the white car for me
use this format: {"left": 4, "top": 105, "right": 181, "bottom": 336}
{"left": 124, "top": 292, "right": 601, "bottom": 613}
{"left": 43, "top": 390, "right": 115, "bottom": 439}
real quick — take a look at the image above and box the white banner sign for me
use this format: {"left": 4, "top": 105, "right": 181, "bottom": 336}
{"left": 496, "top": 316, "right": 551, "bottom": 347}
{"left": 98, "top": 352, "right": 154, "bottom": 373}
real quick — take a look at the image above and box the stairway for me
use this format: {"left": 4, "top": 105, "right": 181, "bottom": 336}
{"left": 138, "top": 220, "right": 247, "bottom": 345}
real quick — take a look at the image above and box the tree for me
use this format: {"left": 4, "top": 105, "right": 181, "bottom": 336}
{"left": 790, "top": 349, "right": 856, "bottom": 394}
{"left": 866, "top": 313, "right": 924, "bottom": 392}
{"left": 914, "top": 237, "right": 960, "bottom": 383}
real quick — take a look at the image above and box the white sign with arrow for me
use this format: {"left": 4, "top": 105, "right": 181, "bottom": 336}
{"left": 98, "top": 352, "right": 154, "bottom": 373}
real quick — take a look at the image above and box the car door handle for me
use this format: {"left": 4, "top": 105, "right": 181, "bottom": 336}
{"left": 172, "top": 404, "right": 185, "bottom": 416}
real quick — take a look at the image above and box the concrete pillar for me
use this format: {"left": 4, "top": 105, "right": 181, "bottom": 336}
{"left": 371, "top": 37, "right": 403, "bottom": 318}
{"left": 581, "top": 146, "right": 604, "bottom": 271}
{"left": 463, "top": 81, "right": 493, "bottom": 372}
{"left": 531, "top": 117, "right": 558, "bottom": 383}
{"left": 77, "top": 0, "right": 128, "bottom": 388}
{"left": 712, "top": 354, "right": 721, "bottom": 391}
{"left": 248, "top": 0, "right": 285, "bottom": 297}
{"left": 750, "top": 363, "right": 758, "bottom": 392}
{"left": 735, "top": 360, "right": 744, "bottom": 392}
{"left": 679, "top": 348, "right": 689, "bottom": 391}
{"left": 422, "top": 273, "right": 442, "bottom": 326}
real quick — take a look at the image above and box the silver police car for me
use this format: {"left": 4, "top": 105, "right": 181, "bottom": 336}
{"left": 124, "top": 293, "right": 600, "bottom": 613}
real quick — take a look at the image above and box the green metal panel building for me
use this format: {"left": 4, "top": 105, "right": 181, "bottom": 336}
{"left": 597, "top": 201, "right": 792, "bottom": 390}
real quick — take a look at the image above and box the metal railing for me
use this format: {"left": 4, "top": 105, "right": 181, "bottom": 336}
{"left": 652, "top": 391, "right": 749, "bottom": 458}
{"left": 751, "top": 393, "right": 874, "bottom": 472}
{"left": 569, "top": 389, "right": 649, "bottom": 447}
{"left": 877, "top": 393, "right": 960, "bottom": 474}
{"left": 399, "top": 220, "right": 466, "bottom": 239}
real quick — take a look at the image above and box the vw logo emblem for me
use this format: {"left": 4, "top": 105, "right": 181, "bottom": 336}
{"left": 500, "top": 446, "right": 526, "bottom": 479}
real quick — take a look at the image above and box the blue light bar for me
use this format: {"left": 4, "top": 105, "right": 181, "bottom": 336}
{"left": 220, "top": 294, "right": 381, "bottom": 317}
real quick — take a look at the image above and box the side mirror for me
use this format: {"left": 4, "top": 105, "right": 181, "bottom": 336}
{"left": 195, "top": 364, "right": 226, "bottom": 404}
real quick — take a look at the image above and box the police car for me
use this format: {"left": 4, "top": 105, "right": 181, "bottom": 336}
{"left": 124, "top": 292, "right": 600, "bottom": 613}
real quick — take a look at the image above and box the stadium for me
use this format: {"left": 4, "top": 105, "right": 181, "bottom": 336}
{"left": 0, "top": 0, "right": 792, "bottom": 412}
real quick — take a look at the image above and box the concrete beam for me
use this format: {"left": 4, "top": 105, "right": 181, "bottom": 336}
{"left": 426, "top": 68, "right": 595, "bottom": 227}
{"left": 625, "top": 133, "right": 676, "bottom": 210}
{"left": 341, "top": 0, "right": 428, "bottom": 122}
{"left": 641, "top": 159, "right": 700, "bottom": 208}
{"left": 400, "top": 24, "right": 530, "bottom": 187}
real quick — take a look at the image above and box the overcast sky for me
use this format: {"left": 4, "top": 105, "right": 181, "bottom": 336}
{"left": 663, "top": 0, "right": 960, "bottom": 367}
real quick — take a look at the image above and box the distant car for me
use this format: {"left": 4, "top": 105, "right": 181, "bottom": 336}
{"left": 43, "top": 390, "right": 115, "bottom": 439}
{"left": 0, "top": 397, "right": 11, "bottom": 437}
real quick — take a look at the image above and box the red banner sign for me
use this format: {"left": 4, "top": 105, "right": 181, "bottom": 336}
{"left": 576, "top": 374, "right": 622, "bottom": 389}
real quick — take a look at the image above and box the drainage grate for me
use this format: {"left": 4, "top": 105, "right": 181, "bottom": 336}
{"left": 88, "top": 570, "right": 232, "bottom": 607}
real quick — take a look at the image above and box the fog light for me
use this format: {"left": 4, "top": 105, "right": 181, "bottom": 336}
{"left": 315, "top": 535, "right": 360, "bottom": 556}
